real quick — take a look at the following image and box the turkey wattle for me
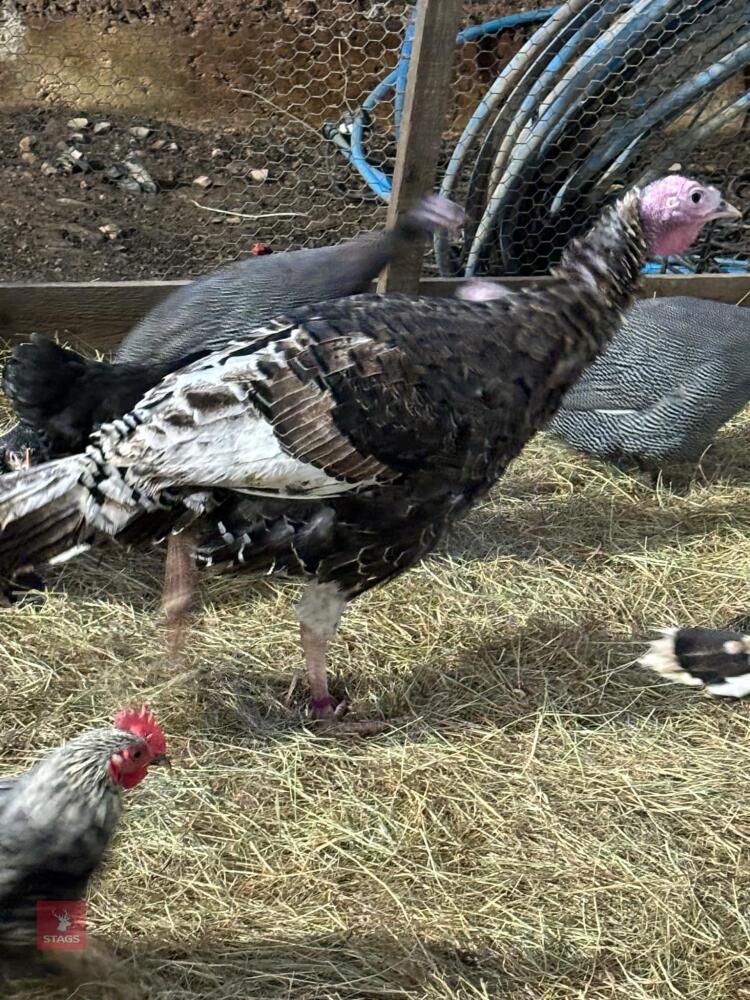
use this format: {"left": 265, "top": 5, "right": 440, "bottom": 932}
{"left": 0, "top": 176, "right": 738, "bottom": 731}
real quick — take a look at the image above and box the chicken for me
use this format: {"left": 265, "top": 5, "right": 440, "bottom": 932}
{"left": 640, "top": 627, "right": 750, "bottom": 697}
{"left": 0, "top": 706, "right": 168, "bottom": 976}
{"left": 0, "top": 176, "right": 737, "bottom": 731}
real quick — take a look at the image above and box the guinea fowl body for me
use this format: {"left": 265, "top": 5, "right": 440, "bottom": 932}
{"left": 1, "top": 197, "right": 457, "bottom": 461}
{"left": 114, "top": 228, "right": 422, "bottom": 368}
{"left": 548, "top": 296, "right": 750, "bottom": 466}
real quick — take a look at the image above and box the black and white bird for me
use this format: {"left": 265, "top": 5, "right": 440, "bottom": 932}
{"left": 1, "top": 194, "right": 459, "bottom": 463}
{"left": 548, "top": 296, "right": 750, "bottom": 468}
{"left": 0, "top": 707, "right": 168, "bottom": 979}
{"left": 0, "top": 176, "right": 738, "bottom": 730}
{"left": 640, "top": 626, "right": 750, "bottom": 697}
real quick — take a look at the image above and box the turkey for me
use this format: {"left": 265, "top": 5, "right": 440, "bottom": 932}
{"left": 640, "top": 626, "right": 750, "bottom": 697}
{"left": 0, "top": 176, "right": 738, "bottom": 731}
{"left": 0, "top": 194, "right": 461, "bottom": 463}
{"left": 0, "top": 195, "right": 461, "bottom": 616}
{"left": 0, "top": 706, "right": 168, "bottom": 977}
{"left": 548, "top": 296, "right": 750, "bottom": 468}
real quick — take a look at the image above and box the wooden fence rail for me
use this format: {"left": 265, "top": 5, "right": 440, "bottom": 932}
{"left": 0, "top": 275, "right": 747, "bottom": 354}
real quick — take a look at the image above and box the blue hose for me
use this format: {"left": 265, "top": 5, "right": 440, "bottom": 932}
{"left": 332, "top": 1, "right": 749, "bottom": 273}
{"left": 346, "top": 5, "right": 559, "bottom": 203}
{"left": 335, "top": 72, "right": 396, "bottom": 201}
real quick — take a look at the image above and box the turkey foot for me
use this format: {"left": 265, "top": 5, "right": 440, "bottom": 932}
{"left": 298, "top": 583, "right": 398, "bottom": 736}
{"left": 162, "top": 530, "right": 198, "bottom": 659}
{"left": 300, "top": 621, "right": 391, "bottom": 736}
{"left": 310, "top": 695, "right": 393, "bottom": 736}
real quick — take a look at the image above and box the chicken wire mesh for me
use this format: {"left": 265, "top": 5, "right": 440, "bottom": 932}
{"left": 0, "top": 0, "right": 746, "bottom": 283}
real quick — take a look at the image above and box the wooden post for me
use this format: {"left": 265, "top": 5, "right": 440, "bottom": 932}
{"left": 377, "top": 0, "right": 462, "bottom": 294}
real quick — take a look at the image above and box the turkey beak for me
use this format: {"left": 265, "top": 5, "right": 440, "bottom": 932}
{"left": 150, "top": 753, "right": 172, "bottom": 770}
{"left": 710, "top": 199, "right": 742, "bottom": 221}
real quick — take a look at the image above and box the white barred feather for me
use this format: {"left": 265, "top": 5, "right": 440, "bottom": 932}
{"left": 105, "top": 332, "right": 382, "bottom": 499}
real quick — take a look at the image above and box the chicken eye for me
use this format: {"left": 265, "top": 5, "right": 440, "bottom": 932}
{"left": 691, "top": 191, "right": 702, "bottom": 204}
{"left": 132, "top": 749, "right": 143, "bottom": 760}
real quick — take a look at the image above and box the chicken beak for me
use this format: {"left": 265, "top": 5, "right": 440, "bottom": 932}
{"left": 150, "top": 753, "right": 172, "bottom": 770}
{"left": 709, "top": 199, "right": 742, "bottom": 221}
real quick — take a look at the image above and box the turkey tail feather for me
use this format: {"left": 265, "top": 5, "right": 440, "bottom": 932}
{"left": 639, "top": 626, "right": 750, "bottom": 698}
{"left": 0, "top": 456, "right": 92, "bottom": 573}
{"left": 3, "top": 333, "right": 169, "bottom": 454}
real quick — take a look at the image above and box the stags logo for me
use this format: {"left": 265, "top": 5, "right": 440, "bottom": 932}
{"left": 36, "top": 901, "right": 86, "bottom": 950}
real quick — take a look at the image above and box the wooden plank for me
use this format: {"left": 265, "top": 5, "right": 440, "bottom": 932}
{"left": 419, "top": 274, "right": 750, "bottom": 304}
{"left": 0, "top": 281, "right": 187, "bottom": 354}
{"left": 0, "top": 274, "right": 748, "bottom": 354}
{"left": 376, "top": 0, "right": 463, "bottom": 295}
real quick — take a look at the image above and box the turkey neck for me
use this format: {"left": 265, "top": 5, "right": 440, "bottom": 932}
{"left": 459, "top": 190, "right": 647, "bottom": 492}
{"left": 510, "top": 189, "right": 647, "bottom": 423}
{"left": 552, "top": 188, "right": 646, "bottom": 349}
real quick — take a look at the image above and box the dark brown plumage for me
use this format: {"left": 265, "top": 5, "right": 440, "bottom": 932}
{"left": 0, "top": 177, "right": 737, "bottom": 728}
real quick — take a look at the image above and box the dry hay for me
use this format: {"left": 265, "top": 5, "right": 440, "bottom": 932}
{"left": 2, "top": 391, "right": 750, "bottom": 999}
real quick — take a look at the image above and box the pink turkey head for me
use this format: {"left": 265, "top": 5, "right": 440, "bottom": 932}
{"left": 639, "top": 176, "right": 741, "bottom": 258}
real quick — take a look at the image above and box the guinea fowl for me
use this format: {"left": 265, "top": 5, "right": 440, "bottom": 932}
{"left": 0, "top": 194, "right": 459, "bottom": 464}
{"left": 548, "top": 296, "right": 750, "bottom": 468}
{"left": 0, "top": 706, "right": 168, "bottom": 977}
{"left": 0, "top": 176, "right": 738, "bottom": 731}
{"left": 640, "top": 626, "right": 750, "bottom": 697}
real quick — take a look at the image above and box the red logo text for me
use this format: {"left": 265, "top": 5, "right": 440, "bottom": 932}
{"left": 36, "top": 901, "right": 87, "bottom": 951}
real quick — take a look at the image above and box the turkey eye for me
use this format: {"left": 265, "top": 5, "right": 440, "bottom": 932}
{"left": 691, "top": 191, "right": 702, "bottom": 203}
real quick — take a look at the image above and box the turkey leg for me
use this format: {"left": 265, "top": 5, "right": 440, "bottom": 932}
{"left": 296, "top": 581, "right": 392, "bottom": 735}
{"left": 162, "top": 530, "right": 198, "bottom": 657}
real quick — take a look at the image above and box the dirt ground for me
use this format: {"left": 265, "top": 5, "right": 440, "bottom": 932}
{"left": 0, "top": 105, "right": 387, "bottom": 281}
{"left": 0, "top": 1, "right": 540, "bottom": 282}
{"left": 13, "top": 1, "right": 529, "bottom": 34}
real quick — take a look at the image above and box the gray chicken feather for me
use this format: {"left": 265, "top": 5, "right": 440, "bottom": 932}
{"left": 548, "top": 296, "right": 750, "bottom": 465}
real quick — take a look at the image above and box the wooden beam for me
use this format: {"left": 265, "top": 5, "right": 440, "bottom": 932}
{"left": 0, "top": 281, "right": 187, "bottom": 354}
{"left": 0, "top": 275, "right": 747, "bottom": 354}
{"left": 376, "top": 0, "right": 463, "bottom": 294}
{"left": 419, "top": 274, "right": 750, "bottom": 303}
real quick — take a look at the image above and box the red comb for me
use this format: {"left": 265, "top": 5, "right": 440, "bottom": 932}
{"left": 113, "top": 705, "right": 167, "bottom": 756}
{"left": 250, "top": 242, "right": 271, "bottom": 256}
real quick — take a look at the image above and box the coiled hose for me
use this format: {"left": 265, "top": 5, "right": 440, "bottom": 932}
{"left": 328, "top": 0, "right": 749, "bottom": 276}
